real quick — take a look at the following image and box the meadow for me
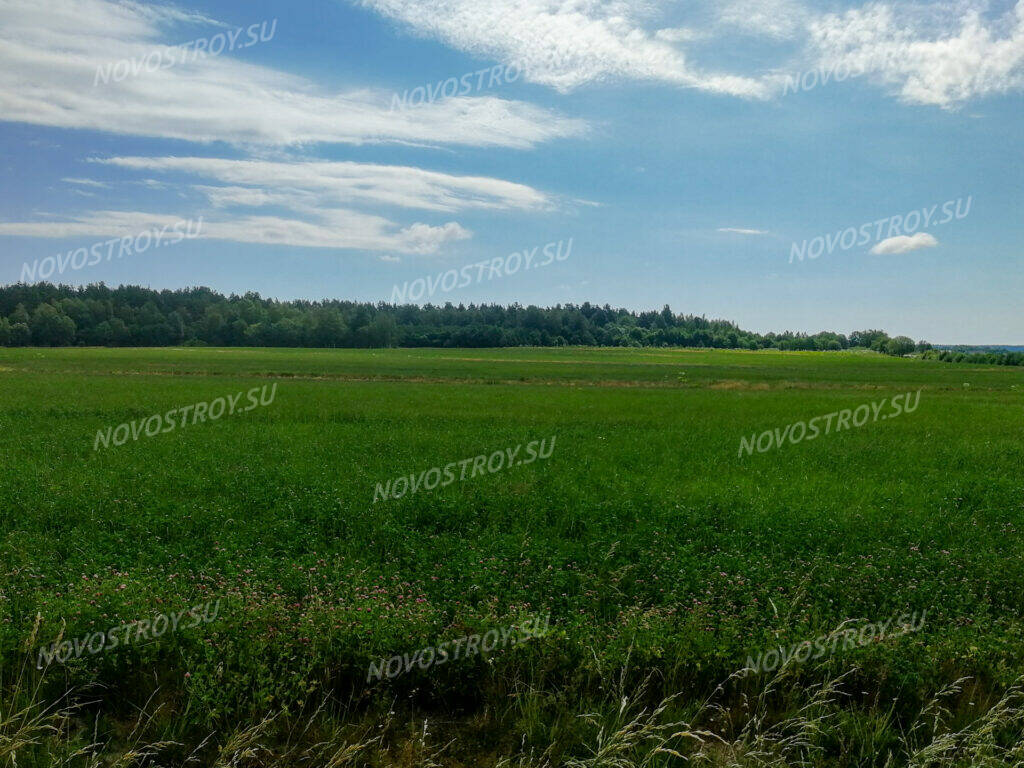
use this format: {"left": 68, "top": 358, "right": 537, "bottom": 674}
{"left": 1, "top": 346, "right": 1023, "bottom": 766}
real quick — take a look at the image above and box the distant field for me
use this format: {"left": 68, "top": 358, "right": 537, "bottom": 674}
{"left": 2, "top": 346, "right": 1023, "bottom": 765}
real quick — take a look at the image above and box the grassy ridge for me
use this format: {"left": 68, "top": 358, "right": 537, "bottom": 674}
{"left": 1, "top": 346, "right": 1023, "bottom": 764}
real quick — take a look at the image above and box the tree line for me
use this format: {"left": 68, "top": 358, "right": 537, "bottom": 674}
{"left": 0, "top": 282, "right": 1007, "bottom": 368}
{"left": 920, "top": 348, "right": 1024, "bottom": 366}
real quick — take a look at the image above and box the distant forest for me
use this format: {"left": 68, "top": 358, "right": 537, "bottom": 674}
{"left": 0, "top": 283, "right": 1020, "bottom": 367}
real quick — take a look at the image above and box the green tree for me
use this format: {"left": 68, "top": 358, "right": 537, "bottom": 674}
{"left": 308, "top": 307, "right": 347, "bottom": 347}
{"left": 30, "top": 304, "right": 76, "bottom": 346}
{"left": 9, "top": 303, "right": 30, "bottom": 326}
{"left": 850, "top": 329, "right": 890, "bottom": 350}
{"left": 92, "top": 318, "right": 131, "bottom": 346}
{"left": 364, "top": 314, "right": 398, "bottom": 347}
{"left": 886, "top": 336, "right": 915, "bottom": 356}
{"left": 9, "top": 323, "right": 31, "bottom": 346}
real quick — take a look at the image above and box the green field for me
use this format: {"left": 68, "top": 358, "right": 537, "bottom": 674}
{"left": 2, "top": 346, "right": 1023, "bottom": 766}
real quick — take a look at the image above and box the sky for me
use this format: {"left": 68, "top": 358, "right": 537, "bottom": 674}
{"left": 0, "top": 0, "right": 1021, "bottom": 343}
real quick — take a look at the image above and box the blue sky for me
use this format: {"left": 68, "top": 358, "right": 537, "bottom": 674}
{"left": 0, "top": 0, "right": 1022, "bottom": 343}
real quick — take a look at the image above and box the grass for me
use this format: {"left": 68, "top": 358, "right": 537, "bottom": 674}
{"left": 1, "top": 345, "right": 1022, "bottom": 766}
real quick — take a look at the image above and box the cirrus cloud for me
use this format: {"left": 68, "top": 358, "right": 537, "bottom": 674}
{"left": 97, "top": 156, "right": 556, "bottom": 213}
{"left": 356, "top": 0, "right": 1024, "bottom": 107}
{"left": 0, "top": 154, "right": 563, "bottom": 255}
{"left": 718, "top": 227, "right": 770, "bottom": 235}
{"left": 357, "top": 0, "right": 774, "bottom": 98}
{"left": 0, "top": 209, "right": 471, "bottom": 255}
{"left": 0, "top": 0, "right": 585, "bottom": 149}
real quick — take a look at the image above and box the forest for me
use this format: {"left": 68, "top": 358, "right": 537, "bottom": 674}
{"left": 0, "top": 282, "right": 1019, "bottom": 366}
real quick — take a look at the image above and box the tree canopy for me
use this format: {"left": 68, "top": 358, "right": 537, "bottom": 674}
{"left": 0, "top": 283, "right": 993, "bottom": 365}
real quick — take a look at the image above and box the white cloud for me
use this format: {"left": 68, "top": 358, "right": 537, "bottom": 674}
{"left": 718, "top": 227, "right": 769, "bottom": 235}
{"left": 870, "top": 232, "right": 938, "bottom": 254}
{"left": 711, "top": 0, "right": 1024, "bottom": 105}
{"left": 357, "top": 0, "right": 1024, "bottom": 106}
{"left": 654, "top": 27, "right": 704, "bottom": 43}
{"left": 62, "top": 177, "right": 111, "bottom": 188}
{"left": 715, "top": 0, "right": 809, "bottom": 39}
{"left": 807, "top": 1, "right": 1024, "bottom": 107}
{"left": 0, "top": 208, "right": 470, "bottom": 255}
{"left": 99, "top": 156, "right": 555, "bottom": 213}
{"left": 0, "top": 211, "right": 192, "bottom": 239}
{"left": 358, "top": 0, "right": 773, "bottom": 98}
{"left": 0, "top": 0, "right": 584, "bottom": 148}
{"left": 1, "top": 154, "right": 561, "bottom": 254}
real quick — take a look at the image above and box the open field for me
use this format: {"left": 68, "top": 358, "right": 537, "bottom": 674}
{"left": 2, "top": 346, "right": 1023, "bottom": 766}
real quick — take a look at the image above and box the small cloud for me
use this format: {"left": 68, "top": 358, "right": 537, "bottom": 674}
{"left": 62, "top": 177, "right": 109, "bottom": 188}
{"left": 380, "top": 255, "right": 401, "bottom": 263}
{"left": 396, "top": 221, "right": 470, "bottom": 254}
{"left": 718, "top": 227, "right": 769, "bottom": 235}
{"left": 871, "top": 232, "right": 938, "bottom": 255}
{"left": 655, "top": 27, "right": 703, "bottom": 43}
{"left": 717, "top": 0, "right": 807, "bottom": 40}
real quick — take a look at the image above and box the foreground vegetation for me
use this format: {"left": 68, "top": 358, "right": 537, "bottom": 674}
{"left": 2, "top": 346, "right": 1022, "bottom": 766}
